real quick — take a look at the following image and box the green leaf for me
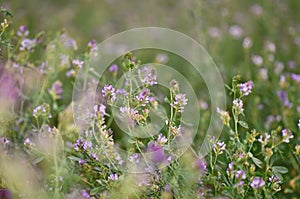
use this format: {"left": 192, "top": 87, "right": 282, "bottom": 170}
{"left": 238, "top": 121, "right": 249, "bottom": 129}
{"left": 272, "top": 166, "right": 288, "bottom": 174}
{"left": 90, "top": 186, "right": 105, "bottom": 195}
{"left": 251, "top": 156, "right": 262, "bottom": 168}
{"left": 32, "top": 156, "right": 44, "bottom": 165}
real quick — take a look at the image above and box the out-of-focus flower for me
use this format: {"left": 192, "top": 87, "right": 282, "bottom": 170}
{"left": 20, "top": 38, "right": 36, "bottom": 51}
{"left": 136, "top": 89, "right": 150, "bottom": 106}
{"left": 116, "top": 89, "right": 128, "bottom": 97}
{"left": 147, "top": 142, "right": 167, "bottom": 164}
{"left": 265, "top": 41, "right": 276, "bottom": 53}
{"left": 277, "top": 90, "right": 292, "bottom": 108}
{"left": 291, "top": 73, "right": 300, "bottom": 82}
{"left": 287, "top": 60, "right": 297, "bottom": 69}
{"left": 208, "top": 27, "right": 222, "bottom": 39}
{"left": 24, "top": 138, "right": 34, "bottom": 147}
{"left": 109, "top": 64, "right": 118, "bottom": 75}
{"left": 251, "top": 55, "right": 263, "bottom": 66}
{"left": 61, "top": 33, "right": 77, "bottom": 50}
{"left": 196, "top": 159, "right": 207, "bottom": 173}
{"left": 250, "top": 4, "right": 263, "bottom": 16}
{"left": 129, "top": 153, "right": 141, "bottom": 164}
{"left": 155, "top": 53, "right": 169, "bottom": 64}
{"left": 72, "top": 59, "right": 84, "bottom": 70}
{"left": 0, "top": 189, "right": 13, "bottom": 199}
{"left": 259, "top": 68, "right": 268, "bottom": 80}
{"left": 240, "top": 81, "right": 254, "bottom": 96}
{"left": 213, "top": 141, "right": 226, "bottom": 154}
{"left": 282, "top": 129, "right": 294, "bottom": 143}
{"left": 48, "top": 80, "right": 63, "bottom": 100}
{"left": 108, "top": 173, "right": 119, "bottom": 181}
{"left": 217, "top": 107, "right": 231, "bottom": 126}
{"left": 87, "top": 40, "right": 98, "bottom": 56}
{"left": 138, "top": 66, "right": 158, "bottom": 86}
{"left": 33, "top": 103, "right": 51, "bottom": 118}
{"left": 229, "top": 25, "right": 244, "bottom": 39}
{"left": 171, "top": 93, "right": 188, "bottom": 113}
{"left": 251, "top": 177, "right": 265, "bottom": 189}
{"left": 102, "top": 84, "right": 116, "bottom": 102}
{"left": 243, "top": 37, "right": 253, "bottom": 49}
{"left": 274, "top": 61, "right": 284, "bottom": 74}
{"left": 17, "top": 25, "right": 29, "bottom": 37}
{"left": 80, "top": 190, "right": 90, "bottom": 199}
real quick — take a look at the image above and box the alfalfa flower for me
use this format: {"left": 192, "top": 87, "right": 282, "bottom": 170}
{"left": 171, "top": 93, "right": 188, "bottom": 113}
{"left": 17, "top": 25, "right": 29, "bottom": 37}
{"left": 282, "top": 129, "right": 294, "bottom": 143}
{"left": 48, "top": 80, "right": 64, "bottom": 100}
{"left": 102, "top": 84, "right": 116, "bottom": 102}
{"left": 258, "top": 133, "right": 271, "bottom": 145}
{"left": 109, "top": 64, "right": 118, "bottom": 75}
{"left": 20, "top": 38, "right": 36, "bottom": 51}
{"left": 138, "top": 66, "right": 158, "bottom": 86}
{"left": 136, "top": 89, "right": 150, "bottom": 106}
{"left": 157, "top": 133, "right": 167, "bottom": 145}
{"left": 250, "top": 177, "right": 265, "bottom": 189}
{"left": 239, "top": 81, "right": 254, "bottom": 96}
{"left": 213, "top": 141, "right": 226, "bottom": 155}
{"left": 233, "top": 98, "right": 244, "bottom": 113}
{"left": 108, "top": 173, "right": 119, "bottom": 181}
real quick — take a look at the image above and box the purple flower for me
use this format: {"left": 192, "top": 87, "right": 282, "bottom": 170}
{"left": 171, "top": 93, "right": 188, "bottom": 113}
{"left": 229, "top": 25, "right": 244, "bottom": 39}
{"left": 24, "top": 138, "right": 33, "bottom": 146}
{"left": 109, "top": 64, "right": 118, "bottom": 74}
{"left": 17, "top": 25, "right": 29, "bottom": 37}
{"left": 138, "top": 67, "right": 158, "bottom": 86}
{"left": 291, "top": 73, "right": 300, "bottom": 82}
{"left": 89, "top": 152, "right": 99, "bottom": 161}
{"left": 88, "top": 40, "right": 98, "bottom": 56}
{"left": 213, "top": 141, "right": 226, "bottom": 154}
{"left": 116, "top": 89, "right": 128, "bottom": 96}
{"left": 72, "top": 59, "right": 84, "bottom": 69}
{"left": 48, "top": 81, "right": 63, "bottom": 100}
{"left": 240, "top": 81, "right": 254, "bottom": 96}
{"left": 108, "top": 173, "right": 119, "bottom": 181}
{"left": 74, "top": 138, "right": 92, "bottom": 152}
{"left": 277, "top": 90, "right": 292, "bottom": 108}
{"left": 147, "top": 142, "right": 167, "bottom": 164}
{"left": 258, "top": 133, "right": 271, "bottom": 145}
{"left": 129, "top": 153, "right": 141, "bottom": 164}
{"left": 136, "top": 89, "right": 150, "bottom": 106}
{"left": 282, "top": 129, "right": 294, "bottom": 143}
{"left": 157, "top": 133, "right": 167, "bottom": 145}
{"left": 0, "top": 189, "right": 13, "bottom": 199}
{"left": 251, "top": 177, "right": 265, "bottom": 189}
{"left": 236, "top": 170, "right": 246, "bottom": 180}
{"left": 196, "top": 159, "right": 207, "bottom": 173}
{"left": 269, "top": 175, "right": 282, "bottom": 184}
{"left": 102, "top": 84, "right": 116, "bottom": 102}
{"left": 0, "top": 73, "right": 19, "bottom": 104}
{"left": 61, "top": 33, "right": 77, "bottom": 50}
{"left": 20, "top": 38, "right": 36, "bottom": 51}
{"left": 94, "top": 104, "right": 106, "bottom": 117}
{"left": 0, "top": 137, "right": 10, "bottom": 145}
{"left": 227, "top": 162, "right": 234, "bottom": 175}
{"left": 233, "top": 98, "right": 244, "bottom": 112}
{"left": 80, "top": 190, "right": 90, "bottom": 199}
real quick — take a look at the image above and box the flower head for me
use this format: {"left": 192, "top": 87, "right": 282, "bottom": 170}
{"left": 171, "top": 93, "right": 188, "bottom": 113}
{"left": 251, "top": 177, "right": 265, "bottom": 189}
{"left": 240, "top": 81, "right": 254, "bottom": 96}
{"left": 48, "top": 80, "right": 63, "bottom": 100}
{"left": 233, "top": 98, "right": 244, "bottom": 113}
{"left": 138, "top": 66, "right": 157, "bottom": 86}
{"left": 20, "top": 38, "right": 36, "bottom": 51}
{"left": 136, "top": 89, "right": 150, "bottom": 106}
{"left": 109, "top": 64, "right": 118, "bottom": 74}
{"left": 108, "top": 173, "right": 119, "bottom": 181}
{"left": 213, "top": 141, "right": 226, "bottom": 154}
{"left": 236, "top": 170, "right": 246, "bottom": 180}
{"left": 102, "top": 84, "right": 116, "bottom": 102}
{"left": 17, "top": 25, "right": 29, "bottom": 37}
{"left": 282, "top": 129, "right": 294, "bottom": 143}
